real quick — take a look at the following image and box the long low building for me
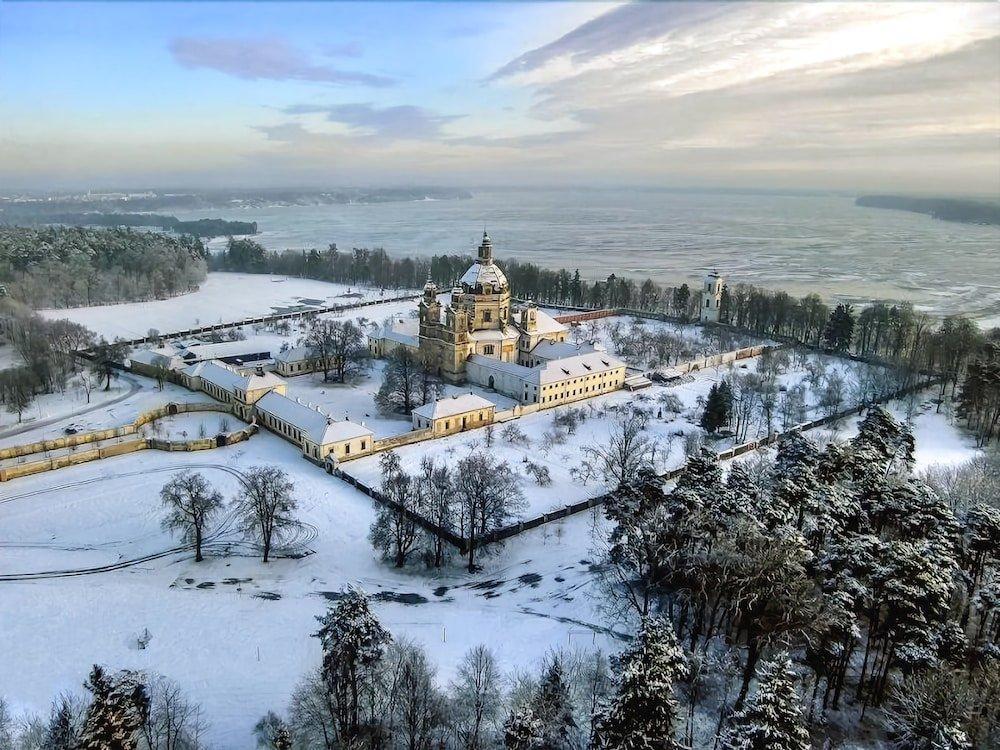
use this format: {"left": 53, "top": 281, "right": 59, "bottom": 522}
{"left": 254, "top": 391, "right": 374, "bottom": 462}
{"left": 466, "top": 350, "right": 627, "bottom": 408}
{"left": 411, "top": 393, "right": 496, "bottom": 435}
{"left": 182, "top": 360, "right": 286, "bottom": 419}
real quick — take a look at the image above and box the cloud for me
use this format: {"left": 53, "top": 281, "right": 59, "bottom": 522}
{"left": 322, "top": 41, "right": 364, "bottom": 58}
{"left": 169, "top": 37, "right": 393, "bottom": 87}
{"left": 282, "top": 102, "right": 462, "bottom": 140}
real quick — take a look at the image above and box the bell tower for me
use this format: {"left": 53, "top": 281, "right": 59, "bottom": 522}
{"left": 700, "top": 270, "right": 724, "bottom": 323}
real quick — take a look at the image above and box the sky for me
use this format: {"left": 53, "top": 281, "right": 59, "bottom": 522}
{"left": 1, "top": 1, "right": 998, "bottom": 194}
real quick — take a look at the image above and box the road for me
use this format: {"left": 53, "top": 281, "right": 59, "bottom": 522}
{"left": 0, "top": 372, "right": 143, "bottom": 442}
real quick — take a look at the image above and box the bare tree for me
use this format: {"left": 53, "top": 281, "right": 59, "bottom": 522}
{"left": 369, "top": 452, "right": 420, "bottom": 567}
{"left": 159, "top": 471, "right": 224, "bottom": 562}
{"left": 302, "top": 319, "right": 370, "bottom": 383}
{"left": 454, "top": 451, "right": 526, "bottom": 572}
{"left": 139, "top": 675, "right": 208, "bottom": 750}
{"left": 450, "top": 645, "right": 503, "bottom": 750}
{"left": 582, "top": 410, "right": 658, "bottom": 487}
{"left": 234, "top": 466, "right": 299, "bottom": 563}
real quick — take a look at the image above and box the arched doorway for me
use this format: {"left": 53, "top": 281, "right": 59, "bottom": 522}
{"left": 488, "top": 375, "right": 495, "bottom": 389}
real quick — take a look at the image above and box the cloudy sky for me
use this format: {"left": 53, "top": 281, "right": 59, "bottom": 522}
{"left": 1, "top": 1, "right": 998, "bottom": 193}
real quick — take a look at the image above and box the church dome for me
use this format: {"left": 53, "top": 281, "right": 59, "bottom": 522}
{"left": 459, "top": 230, "right": 508, "bottom": 293}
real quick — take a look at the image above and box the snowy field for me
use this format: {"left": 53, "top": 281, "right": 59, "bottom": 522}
{"left": 342, "top": 349, "right": 897, "bottom": 516}
{"left": 38, "top": 273, "right": 402, "bottom": 340}
{"left": 0, "top": 430, "right": 630, "bottom": 748}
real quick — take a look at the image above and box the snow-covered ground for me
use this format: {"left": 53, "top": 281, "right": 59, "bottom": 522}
{"left": 0, "top": 373, "right": 981, "bottom": 748}
{"left": 38, "top": 273, "right": 402, "bottom": 340}
{"left": 341, "top": 350, "right": 896, "bottom": 517}
{"left": 0, "top": 375, "right": 215, "bottom": 450}
{"left": 0, "top": 431, "right": 624, "bottom": 748}
{"left": 0, "top": 372, "right": 137, "bottom": 440}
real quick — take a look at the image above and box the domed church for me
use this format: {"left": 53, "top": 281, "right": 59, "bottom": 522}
{"left": 418, "top": 231, "right": 571, "bottom": 382}
{"left": 371, "top": 231, "right": 571, "bottom": 383}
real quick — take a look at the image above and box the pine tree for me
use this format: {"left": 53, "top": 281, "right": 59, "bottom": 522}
{"left": 314, "top": 588, "right": 391, "bottom": 740}
{"left": 533, "top": 658, "right": 577, "bottom": 749}
{"left": 719, "top": 655, "right": 809, "bottom": 750}
{"left": 594, "top": 617, "right": 687, "bottom": 750}
{"left": 770, "top": 431, "right": 820, "bottom": 530}
{"left": 77, "top": 666, "right": 149, "bottom": 750}
{"left": 700, "top": 383, "right": 730, "bottom": 434}
{"left": 823, "top": 304, "right": 855, "bottom": 352}
{"left": 42, "top": 698, "right": 78, "bottom": 750}
{"left": 503, "top": 705, "right": 541, "bottom": 750}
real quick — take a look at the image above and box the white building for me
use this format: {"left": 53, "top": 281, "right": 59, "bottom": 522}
{"left": 253, "top": 391, "right": 373, "bottom": 462}
{"left": 182, "top": 360, "right": 286, "bottom": 419}
{"left": 700, "top": 271, "right": 724, "bottom": 324}
{"left": 466, "top": 350, "right": 627, "bottom": 408}
{"left": 411, "top": 393, "right": 496, "bottom": 435}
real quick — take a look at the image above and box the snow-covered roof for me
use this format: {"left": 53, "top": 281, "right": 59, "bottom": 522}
{"left": 534, "top": 351, "right": 626, "bottom": 385}
{"left": 412, "top": 393, "right": 496, "bottom": 421}
{"left": 255, "top": 391, "right": 373, "bottom": 445}
{"left": 184, "top": 360, "right": 284, "bottom": 394}
{"left": 178, "top": 341, "right": 271, "bottom": 362}
{"left": 469, "top": 350, "right": 625, "bottom": 386}
{"left": 460, "top": 260, "right": 508, "bottom": 293}
{"left": 514, "top": 308, "right": 567, "bottom": 337}
{"left": 128, "top": 347, "right": 182, "bottom": 368}
{"left": 274, "top": 345, "right": 313, "bottom": 363}
{"left": 529, "top": 340, "right": 595, "bottom": 361}
{"left": 371, "top": 318, "right": 420, "bottom": 348}
{"left": 469, "top": 326, "right": 519, "bottom": 343}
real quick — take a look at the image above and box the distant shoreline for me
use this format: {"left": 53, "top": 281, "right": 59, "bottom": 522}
{"left": 856, "top": 194, "right": 1000, "bottom": 225}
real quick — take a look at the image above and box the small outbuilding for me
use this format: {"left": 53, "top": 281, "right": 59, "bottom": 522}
{"left": 411, "top": 393, "right": 496, "bottom": 435}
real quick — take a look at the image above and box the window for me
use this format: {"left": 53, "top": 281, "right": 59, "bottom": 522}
{"left": 483, "top": 344, "right": 495, "bottom": 355}
{"left": 361, "top": 441, "right": 367, "bottom": 450}
{"left": 345, "top": 443, "right": 351, "bottom": 455}
{"left": 483, "top": 310, "right": 492, "bottom": 322}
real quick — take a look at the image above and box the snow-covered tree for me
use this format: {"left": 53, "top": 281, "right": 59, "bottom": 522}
{"left": 77, "top": 665, "right": 149, "bottom": 750}
{"left": 594, "top": 617, "right": 686, "bottom": 750}
{"left": 450, "top": 645, "right": 503, "bottom": 750}
{"left": 503, "top": 705, "right": 541, "bottom": 750}
{"left": 314, "top": 588, "right": 391, "bottom": 741}
{"left": 533, "top": 658, "right": 578, "bottom": 750}
{"left": 719, "top": 655, "right": 809, "bottom": 750}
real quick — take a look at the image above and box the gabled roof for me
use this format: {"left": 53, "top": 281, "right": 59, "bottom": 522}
{"left": 514, "top": 308, "right": 567, "bottom": 337}
{"left": 412, "top": 393, "right": 496, "bottom": 421}
{"left": 255, "top": 391, "right": 373, "bottom": 445}
{"left": 183, "top": 360, "right": 284, "bottom": 394}
{"left": 274, "top": 345, "right": 314, "bottom": 363}
{"left": 468, "top": 350, "right": 625, "bottom": 386}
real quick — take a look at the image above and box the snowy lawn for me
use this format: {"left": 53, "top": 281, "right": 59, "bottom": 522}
{"left": 0, "top": 431, "right": 623, "bottom": 749}
{"left": 39, "top": 273, "right": 402, "bottom": 340}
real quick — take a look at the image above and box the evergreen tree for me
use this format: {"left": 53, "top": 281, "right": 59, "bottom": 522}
{"left": 700, "top": 383, "right": 730, "bottom": 433}
{"left": 823, "top": 304, "right": 855, "bottom": 352}
{"left": 42, "top": 698, "right": 78, "bottom": 750}
{"left": 503, "top": 706, "right": 541, "bottom": 750}
{"left": 770, "top": 431, "right": 820, "bottom": 530}
{"left": 77, "top": 666, "right": 149, "bottom": 750}
{"left": 719, "top": 655, "right": 809, "bottom": 750}
{"left": 314, "top": 588, "right": 391, "bottom": 740}
{"left": 533, "top": 658, "right": 577, "bottom": 749}
{"left": 594, "top": 617, "right": 687, "bottom": 750}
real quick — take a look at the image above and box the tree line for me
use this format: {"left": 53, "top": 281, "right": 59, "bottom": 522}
{"left": 0, "top": 225, "right": 207, "bottom": 309}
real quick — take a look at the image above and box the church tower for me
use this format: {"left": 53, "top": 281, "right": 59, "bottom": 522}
{"left": 700, "top": 270, "right": 724, "bottom": 323}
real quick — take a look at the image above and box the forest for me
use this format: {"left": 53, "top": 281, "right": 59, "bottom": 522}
{"left": 0, "top": 410, "right": 996, "bottom": 749}
{"left": 0, "top": 226, "right": 208, "bottom": 309}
